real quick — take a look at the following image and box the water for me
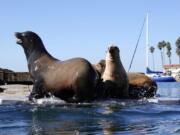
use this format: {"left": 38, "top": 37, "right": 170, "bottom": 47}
{"left": 0, "top": 83, "right": 180, "bottom": 135}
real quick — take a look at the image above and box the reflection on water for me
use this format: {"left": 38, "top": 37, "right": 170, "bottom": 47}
{"left": 0, "top": 82, "right": 179, "bottom": 135}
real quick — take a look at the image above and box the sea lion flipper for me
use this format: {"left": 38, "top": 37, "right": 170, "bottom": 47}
{"left": 29, "top": 80, "right": 48, "bottom": 101}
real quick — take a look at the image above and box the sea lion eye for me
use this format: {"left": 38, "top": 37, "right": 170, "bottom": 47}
{"left": 22, "top": 33, "right": 27, "bottom": 37}
{"left": 22, "top": 33, "right": 26, "bottom": 37}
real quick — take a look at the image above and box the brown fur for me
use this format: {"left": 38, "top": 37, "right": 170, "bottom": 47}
{"left": 127, "top": 72, "right": 157, "bottom": 98}
{"left": 15, "top": 31, "right": 99, "bottom": 102}
{"left": 94, "top": 60, "right": 157, "bottom": 98}
{"left": 102, "top": 45, "right": 129, "bottom": 98}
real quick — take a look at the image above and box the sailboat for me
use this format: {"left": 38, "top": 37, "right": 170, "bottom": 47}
{"left": 145, "top": 14, "right": 176, "bottom": 82}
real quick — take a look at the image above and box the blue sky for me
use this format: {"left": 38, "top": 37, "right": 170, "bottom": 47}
{"left": 0, "top": 0, "right": 180, "bottom": 72}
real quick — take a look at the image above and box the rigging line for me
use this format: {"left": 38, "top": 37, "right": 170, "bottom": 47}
{"left": 128, "top": 17, "right": 146, "bottom": 72}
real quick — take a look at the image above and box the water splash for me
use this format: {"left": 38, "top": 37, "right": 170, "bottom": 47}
{"left": 35, "top": 96, "right": 66, "bottom": 105}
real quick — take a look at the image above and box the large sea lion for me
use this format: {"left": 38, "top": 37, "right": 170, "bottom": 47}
{"left": 15, "top": 31, "right": 99, "bottom": 102}
{"left": 102, "top": 45, "right": 129, "bottom": 98}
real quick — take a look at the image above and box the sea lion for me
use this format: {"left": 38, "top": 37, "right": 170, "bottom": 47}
{"left": 15, "top": 31, "right": 99, "bottom": 102}
{"left": 94, "top": 59, "right": 157, "bottom": 98}
{"left": 93, "top": 59, "right": 106, "bottom": 77}
{"left": 127, "top": 72, "right": 157, "bottom": 98}
{"left": 102, "top": 45, "right": 129, "bottom": 98}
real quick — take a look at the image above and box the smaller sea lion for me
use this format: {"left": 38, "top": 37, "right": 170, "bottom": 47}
{"left": 93, "top": 59, "right": 106, "bottom": 78}
{"left": 128, "top": 72, "right": 157, "bottom": 98}
{"left": 102, "top": 45, "right": 129, "bottom": 98}
{"left": 94, "top": 60, "right": 157, "bottom": 99}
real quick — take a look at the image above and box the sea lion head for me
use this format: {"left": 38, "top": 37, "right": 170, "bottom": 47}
{"left": 106, "top": 45, "right": 120, "bottom": 61}
{"left": 94, "top": 59, "right": 106, "bottom": 76}
{"left": 15, "top": 31, "right": 44, "bottom": 51}
{"left": 108, "top": 45, "right": 119, "bottom": 54}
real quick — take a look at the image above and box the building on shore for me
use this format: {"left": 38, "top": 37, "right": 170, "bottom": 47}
{"left": 163, "top": 64, "right": 180, "bottom": 82}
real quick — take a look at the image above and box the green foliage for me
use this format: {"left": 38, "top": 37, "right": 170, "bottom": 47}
{"left": 157, "top": 40, "right": 166, "bottom": 50}
{"left": 175, "top": 37, "right": 180, "bottom": 63}
{"left": 176, "top": 37, "right": 180, "bottom": 55}
{"left": 149, "top": 46, "right": 155, "bottom": 53}
{"left": 166, "top": 42, "right": 172, "bottom": 51}
{"left": 157, "top": 40, "right": 172, "bottom": 65}
{"left": 176, "top": 37, "right": 180, "bottom": 48}
{"left": 156, "top": 36, "right": 180, "bottom": 64}
{"left": 166, "top": 42, "right": 172, "bottom": 57}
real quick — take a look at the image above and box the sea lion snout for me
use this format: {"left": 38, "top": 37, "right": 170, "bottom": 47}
{"left": 15, "top": 31, "right": 42, "bottom": 48}
{"left": 15, "top": 32, "right": 23, "bottom": 45}
{"left": 15, "top": 32, "right": 21, "bottom": 37}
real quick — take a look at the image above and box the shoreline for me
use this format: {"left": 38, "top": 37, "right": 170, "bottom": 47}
{"left": 0, "top": 84, "right": 32, "bottom": 99}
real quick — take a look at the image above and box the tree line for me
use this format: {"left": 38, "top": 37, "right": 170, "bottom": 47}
{"left": 149, "top": 36, "right": 180, "bottom": 69}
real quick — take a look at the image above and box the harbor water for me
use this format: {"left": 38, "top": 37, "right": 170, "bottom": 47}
{"left": 0, "top": 82, "right": 180, "bottom": 135}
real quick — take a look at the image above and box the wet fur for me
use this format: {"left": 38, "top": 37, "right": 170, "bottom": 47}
{"left": 15, "top": 31, "right": 98, "bottom": 102}
{"left": 102, "top": 46, "right": 129, "bottom": 98}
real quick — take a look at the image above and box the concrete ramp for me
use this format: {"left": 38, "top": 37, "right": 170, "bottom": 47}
{"left": 0, "top": 84, "right": 31, "bottom": 104}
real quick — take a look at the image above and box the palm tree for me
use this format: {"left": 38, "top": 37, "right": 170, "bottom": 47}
{"left": 166, "top": 42, "right": 172, "bottom": 64}
{"left": 157, "top": 41, "right": 166, "bottom": 68}
{"left": 176, "top": 49, "right": 180, "bottom": 64}
{"left": 162, "top": 41, "right": 167, "bottom": 64}
{"left": 149, "top": 46, "right": 155, "bottom": 70}
{"left": 176, "top": 37, "right": 180, "bottom": 64}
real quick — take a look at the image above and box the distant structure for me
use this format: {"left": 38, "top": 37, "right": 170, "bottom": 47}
{"left": 163, "top": 64, "right": 180, "bottom": 82}
{"left": 0, "top": 68, "right": 32, "bottom": 85}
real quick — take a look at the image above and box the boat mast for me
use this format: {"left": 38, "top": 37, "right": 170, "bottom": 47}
{"left": 128, "top": 17, "right": 146, "bottom": 72}
{"left": 146, "top": 13, "right": 149, "bottom": 68}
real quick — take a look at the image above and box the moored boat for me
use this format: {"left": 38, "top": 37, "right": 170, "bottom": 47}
{"left": 146, "top": 67, "right": 176, "bottom": 82}
{"left": 145, "top": 14, "right": 176, "bottom": 82}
